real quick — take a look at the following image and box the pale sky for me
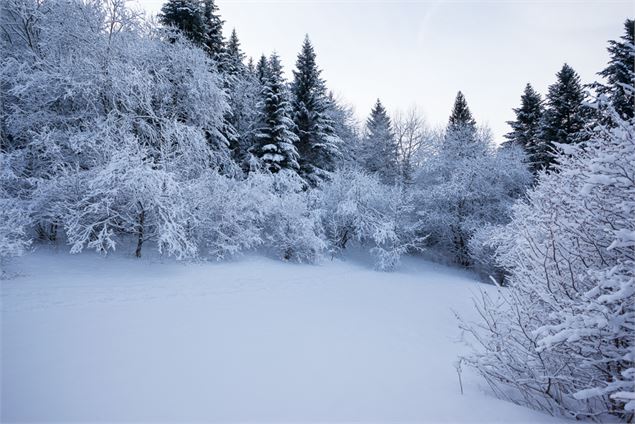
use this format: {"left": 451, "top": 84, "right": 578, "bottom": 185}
{"left": 135, "top": 0, "right": 633, "bottom": 141}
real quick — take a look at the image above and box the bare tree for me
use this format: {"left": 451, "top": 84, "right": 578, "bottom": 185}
{"left": 392, "top": 106, "right": 429, "bottom": 183}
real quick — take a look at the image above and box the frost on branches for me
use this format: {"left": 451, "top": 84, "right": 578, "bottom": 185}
{"left": 459, "top": 102, "right": 635, "bottom": 421}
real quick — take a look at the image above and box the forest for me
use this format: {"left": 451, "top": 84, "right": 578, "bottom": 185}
{"left": 1, "top": 0, "right": 633, "bottom": 421}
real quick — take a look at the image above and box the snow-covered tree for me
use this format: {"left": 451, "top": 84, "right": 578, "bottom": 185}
{"left": 255, "top": 54, "right": 270, "bottom": 84}
{"left": 393, "top": 107, "right": 430, "bottom": 183}
{"left": 594, "top": 19, "right": 634, "bottom": 123}
{"left": 319, "top": 169, "right": 423, "bottom": 270}
{"left": 159, "top": 0, "right": 205, "bottom": 45}
{"left": 415, "top": 93, "right": 531, "bottom": 267}
{"left": 224, "top": 29, "right": 260, "bottom": 170}
{"left": 200, "top": 0, "right": 226, "bottom": 67}
{"left": 325, "top": 93, "right": 362, "bottom": 170}
{"left": 448, "top": 91, "right": 476, "bottom": 133}
{"left": 539, "top": 64, "right": 588, "bottom": 170}
{"left": 362, "top": 99, "right": 399, "bottom": 183}
{"left": 2, "top": 0, "right": 231, "bottom": 258}
{"left": 504, "top": 83, "right": 544, "bottom": 174}
{"left": 253, "top": 53, "right": 299, "bottom": 173}
{"left": 291, "top": 35, "right": 341, "bottom": 185}
{"left": 459, "top": 98, "right": 635, "bottom": 420}
{"left": 0, "top": 154, "right": 31, "bottom": 276}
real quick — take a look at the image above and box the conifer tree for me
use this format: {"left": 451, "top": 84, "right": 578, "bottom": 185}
{"left": 595, "top": 19, "right": 634, "bottom": 122}
{"left": 253, "top": 53, "right": 299, "bottom": 173}
{"left": 255, "top": 54, "right": 270, "bottom": 85}
{"left": 448, "top": 91, "right": 476, "bottom": 134}
{"left": 158, "top": 0, "right": 205, "bottom": 45}
{"left": 539, "top": 63, "right": 587, "bottom": 170}
{"left": 223, "top": 30, "right": 259, "bottom": 169}
{"left": 226, "top": 28, "right": 246, "bottom": 77}
{"left": 200, "top": 0, "right": 226, "bottom": 67}
{"left": 504, "top": 83, "right": 544, "bottom": 173}
{"left": 291, "top": 35, "right": 341, "bottom": 185}
{"left": 362, "top": 99, "right": 399, "bottom": 183}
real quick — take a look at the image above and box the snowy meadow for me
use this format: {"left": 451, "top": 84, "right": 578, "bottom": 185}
{"left": 1, "top": 0, "right": 633, "bottom": 422}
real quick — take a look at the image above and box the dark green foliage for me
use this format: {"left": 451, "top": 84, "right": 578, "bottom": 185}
{"left": 363, "top": 99, "right": 399, "bottom": 183}
{"left": 255, "top": 54, "right": 270, "bottom": 85}
{"left": 291, "top": 35, "right": 340, "bottom": 185}
{"left": 200, "top": 0, "right": 226, "bottom": 67}
{"left": 448, "top": 91, "right": 476, "bottom": 134}
{"left": 539, "top": 64, "right": 588, "bottom": 170}
{"left": 253, "top": 54, "right": 299, "bottom": 173}
{"left": 595, "top": 19, "right": 634, "bottom": 122}
{"left": 159, "top": 0, "right": 206, "bottom": 45}
{"left": 504, "top": 83, "right": 544, "bottom": 173}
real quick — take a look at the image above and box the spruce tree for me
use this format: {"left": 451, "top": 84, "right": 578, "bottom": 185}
{"left": 539, "top": 63, "right": 587, "bottom": 170}
{"left": 504, "top": 83, "right": 544, "bottom": 173}
{"left": 363, "top": 99, "right": 399, "bottom": 183}
{"left": 253, "top": 53, "right": 299, "bottom": 173}
{"left": 291, "top": 35, "right": 341, "bottom": 185}
{"left": 223, "top": 30, "right": 259, "bottom": 169}
{"left": 595, "top": 19, "right": 634, "bottom": 122}
{"left": 158, "top": 0, "right": 205, "bottom": 45}
{"left": 448, "top": 91, "right": 476, "bottom": 134}
{"left": 200, "top": 0, "right": 226, "bottom": 67}
{"left": 255, "top": 54, "right": 270, "bottom": 85}
{"left": 226, "top": 29, "right": 246, "bottom": 77}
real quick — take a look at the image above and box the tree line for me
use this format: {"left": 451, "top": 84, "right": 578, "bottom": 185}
{"left": 0, "top": 2, "right": 632, "bottom": 419}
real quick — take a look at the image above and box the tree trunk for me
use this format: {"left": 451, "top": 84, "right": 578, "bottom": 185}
{"left": 135, "top": 208, "right": 145, "bottom": 258}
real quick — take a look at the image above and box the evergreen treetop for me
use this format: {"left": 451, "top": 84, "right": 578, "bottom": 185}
{"left": 596, "top": 18, "right": 634, "bottom": 121}
{"left": 448, "top": 91, "right": 476, "bottom": 133}
{"left": 504, "top": 83, "right": 544, "bottom": 173}
{"left": 253, "top": 53, "right": 300, "bottom": 173}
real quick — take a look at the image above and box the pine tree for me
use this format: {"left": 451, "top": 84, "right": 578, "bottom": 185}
{"left": 253, "top": 53, "right": 299, "bottom": 173}
{"left": 362, "top": 99, "right": 399, "bottom": 183}
{"left": 504, "top": 83, "right": 544, "bottom": 173}
{"left": 200, "top": 0, "right": 226, "bottom": 67}
{"left": 158, "top": 0, "right": 205, "bottom": 45}
{"left": 291, "top": 35, "right": 341, "bottom": 185}
{"left": 255, "top": 54, "right": 270, "bottom": 85}
{"left": 595, "top": 19, "right": 634, "bottom": 122}
{"left": 539, "top": 63, "right": 587, "bottom": 170}
{"left": 225, "top": 28, "right": 246, "bottom": 77}
{"left": 223, "top": 30, "right": 259, "bottom": 169}
{"left": 448, "top": 91, "right": 476, "bottom": 134}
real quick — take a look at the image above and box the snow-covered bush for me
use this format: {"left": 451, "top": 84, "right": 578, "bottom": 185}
{"left": 190, "top": 170, "right": 324, "bottom": 263}
{"left": 0, "top": 156, "right": 31, "bottom": 276}
{"left": 188, "top": 172, "right": 265, "bottom": 260}
{"left": 259, "top": 171, "right": 326, "bottom": 262}
{"left": 319, "top": 169, "right": 423, "bottom": 270}
{"left": 414, "top": 128, "right": 531, "bottom": 267}
{"left": 459, "top": 105, "right": 635, "bottom": 421}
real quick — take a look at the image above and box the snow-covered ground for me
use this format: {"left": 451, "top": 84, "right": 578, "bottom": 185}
{"left": 1, "top": 249, "right": 559, "bottom": 423}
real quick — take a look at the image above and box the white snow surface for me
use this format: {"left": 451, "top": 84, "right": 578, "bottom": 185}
{"left": 1, "top": 248, "right": 560, "bottom": 423}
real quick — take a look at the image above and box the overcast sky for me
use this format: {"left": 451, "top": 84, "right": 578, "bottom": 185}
{"left": 135, "top": 0, "right": 632, "bottom": 141}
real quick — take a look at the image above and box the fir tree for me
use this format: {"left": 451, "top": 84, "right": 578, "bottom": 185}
{"left": 255, "top": 54, "right": 270, "bottom": 85}
{"left": 595, "top": 18, "right": 634, "bottom": 122}
{"left": 253, "top": 53, "right": 299, "bottom": 173}
{"left": 200, "top": 0, "right": 226, "bottom": 67}
{"left": 539, "top": 63, "right": 587, "bottom": 170}
{"left": 224, "top": 30, "right": 259, "bottom": 169}
{"left": 363, "top": 99, "right": 399, "bottom": 183}
{"left": 504, "top": 83, "right": 544, "bottom": 173}
{"left": 291, "top": 35, "right": 341, "bottom": 185}
{"left": 448, "top": 91, "right": 476, "bottom": 134}
{"left": 158, "top": 0, "right": 205, "bottom": 45}
{"left": 226, "top": 28, "right": 246, "bottom": 77}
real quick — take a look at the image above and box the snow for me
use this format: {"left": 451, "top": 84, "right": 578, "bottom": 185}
{"left": 1, "top": 249, "right": 560, "bottom": 422}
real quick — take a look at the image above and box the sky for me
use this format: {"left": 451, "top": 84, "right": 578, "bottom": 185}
{"left": 135, "top": 0, "right": 633, "bottom": 141}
